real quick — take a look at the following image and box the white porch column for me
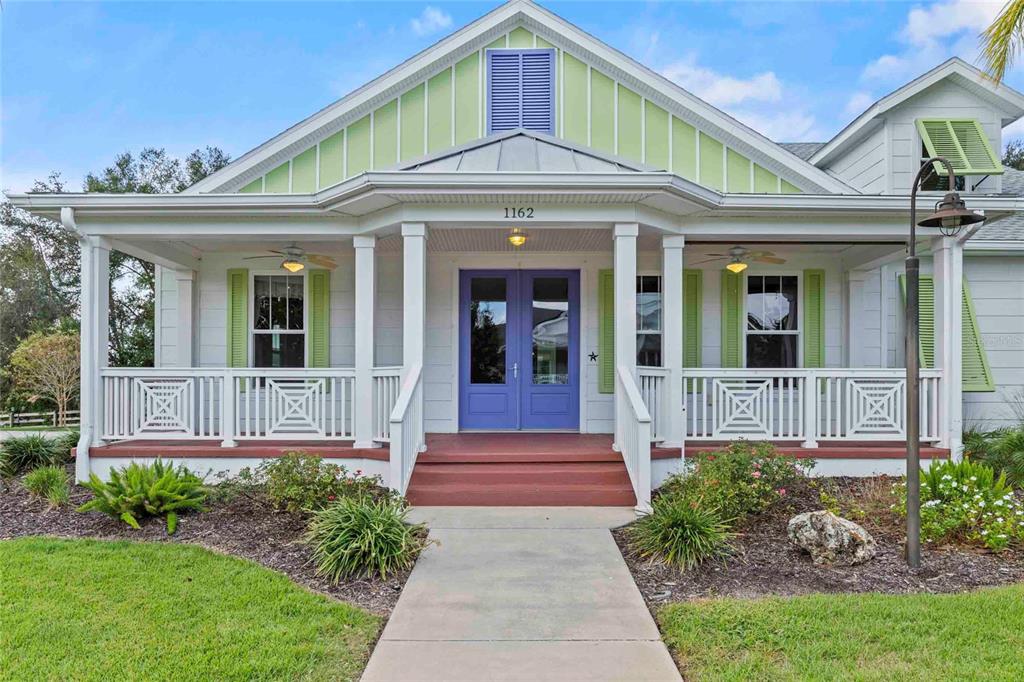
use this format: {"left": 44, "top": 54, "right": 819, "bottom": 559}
{"left": 845, "top": 270, "right": 869, "bottom": 367}
{"left": 353, "top": 235, "right": 378, "bottom": 448}
{"left": 932, "top": 236, "right": 964, "bottom": 455}
{"left": 401, "top": 223, "right": 427, "bottom": 372}
{"left": 661, "top": 235, "right": 685, "bottom": 448}
{"left": 174, "top": 270, "right": 195, "bottom": 367}
{"left": 77, "top": 233, "right": 111, "bottom": 482}
{"left": 613, "top": 223, "right": 638, "bottom": 449}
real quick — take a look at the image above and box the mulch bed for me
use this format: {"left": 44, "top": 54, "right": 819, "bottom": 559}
{"left": 0, "top": 466, "right": 412, "bottom": 616}
{"left": 614, "top": 476, "right": 1024, "bottom": 609}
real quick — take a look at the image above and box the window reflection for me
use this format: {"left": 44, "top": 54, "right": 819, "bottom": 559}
{"left": 532, "top": 277, "right": 569, "bottom": 384}
{"left": 746, "top": 275, "right": 799, "bottom": 368}
{"left": 470, "top": 278, "right": 507, "bottom": 384}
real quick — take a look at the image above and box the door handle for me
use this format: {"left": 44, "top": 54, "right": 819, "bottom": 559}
{"left": 513, "top": 362, "right": 519, "bottom": 380}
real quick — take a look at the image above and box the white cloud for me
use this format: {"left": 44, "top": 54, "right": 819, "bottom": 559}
{"left": 731, "top": 110, "right": 821, "bottom": 143}
{"left": 844, "top": 91, "right": 875, "bottom": 118}
{"left": 661, "top": 56, "right": 782, "bottom": 107}
{"left": 862, "top": 0, "right": 1003, "bottom": 84}
{"left": 410, "top": 6, "right": 452, "bottom": 37}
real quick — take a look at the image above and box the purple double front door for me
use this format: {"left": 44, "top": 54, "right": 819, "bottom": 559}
{"left": 459, "top": 270, "right": 580, "bottom": 431}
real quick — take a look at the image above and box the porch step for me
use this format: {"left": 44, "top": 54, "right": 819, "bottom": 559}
{"left": 406, "top": 460, "right": 636, "bottom": 507}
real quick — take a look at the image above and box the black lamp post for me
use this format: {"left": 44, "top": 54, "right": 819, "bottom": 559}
{"left": 905, "top": 157, "right": 985, "bottom": 568}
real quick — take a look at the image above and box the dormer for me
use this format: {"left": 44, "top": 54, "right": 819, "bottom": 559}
{"left": 810, "top": 58, "right": 1024, "bottom": 196}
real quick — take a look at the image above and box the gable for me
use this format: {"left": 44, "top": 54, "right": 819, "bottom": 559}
{"left": 200, "top": 3, "right": 843, "bottom": 197}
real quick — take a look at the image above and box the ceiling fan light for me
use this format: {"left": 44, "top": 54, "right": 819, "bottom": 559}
{"left": 725, "top": 261, "right": 748, "bottom": 274}
{"left": 281, "top": 259, "right": 305, "bottom": 273}
{"left": 508, "top": 228, "right": 528, "bottom": 247}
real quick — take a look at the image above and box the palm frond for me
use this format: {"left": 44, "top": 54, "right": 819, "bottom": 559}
{"left": 982, "top": 0, "right": 1024, "bottom": 83}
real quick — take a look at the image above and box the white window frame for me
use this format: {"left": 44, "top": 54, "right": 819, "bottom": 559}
{"left": 249, "top": 270, "right": 309, "bottom": 369}
{"left": 636, "top": 273, "right": 662, "bottom": 367}
{"left": 741, "top": 272, "right": 802, "bottom": 369}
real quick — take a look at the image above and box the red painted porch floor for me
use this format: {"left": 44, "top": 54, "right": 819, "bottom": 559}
{"left": 87, "top": 434, "right": 948, "bottom": 507}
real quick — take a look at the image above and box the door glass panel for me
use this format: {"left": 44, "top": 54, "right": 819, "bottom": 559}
{"left": 470, "top": 277, "right": 507, "bottom": 384}
{"left": 531, "top": 277, "right": 569, "bottom": 385}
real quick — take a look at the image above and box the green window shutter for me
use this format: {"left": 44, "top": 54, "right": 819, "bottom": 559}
{"left": 899, "top": 274, "right": 936, "bottom": 369}
{"left": 308, "top": 270, "right": 331, "bottom": 368}
{"left": 598, "top": 269, "right": 615, "bottom": 394}
{"left": 683, "top": 269, "right": 702, "bottom": 367}
{"left": 802, "top": 269, "right": 826, "bottom": 368}
{"left": 961, "top": 279, "right": 995, "bottom": 392}
{"left": 226, "top": 269, "right": 249, "bottom": 368}
{"left": 720, "top": 271, "right": 743, "bottom": 368}
{"left": 916, "top": 119, "right": 1003, "bottom": 176}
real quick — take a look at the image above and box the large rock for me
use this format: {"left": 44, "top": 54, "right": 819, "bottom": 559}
{"left": 787, "top": 510, "right": 876, "bottom": 566}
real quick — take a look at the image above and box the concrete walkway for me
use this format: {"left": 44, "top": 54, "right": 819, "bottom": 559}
{"left": 362, "top": 507, "right": 681, "bottom": 682}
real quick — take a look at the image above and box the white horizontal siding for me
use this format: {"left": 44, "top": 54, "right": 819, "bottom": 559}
{"left": 826, "top": 125, "right": 886, "bottom": 193}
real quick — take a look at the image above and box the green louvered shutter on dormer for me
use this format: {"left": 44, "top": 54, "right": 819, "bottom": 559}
{"left": 720, "top": 271, "right": 743, "bottom": 368}
{"left": 308, "top": 270, "right": 331, "bottom": 368}
{"left": 916, "top": 119, "right": 1003, "bottom": 176}
{"left": 898, "top": 275, "right": 992, "bottom": 391}
{"left": 598, "top": 269, "right": 615, "bottom": 394}
{"left": 684, "top": 269, "right": 703, "bottom": 367}
{"left": 226, "top": 269, "right": 248, "bottom": 367}
{"left": 803, "top": 269, "right": 826, "bottom": 368}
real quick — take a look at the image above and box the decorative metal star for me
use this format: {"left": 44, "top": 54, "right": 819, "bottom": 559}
{"left": 588, "top": 352, "right": 598, "bottom": 362}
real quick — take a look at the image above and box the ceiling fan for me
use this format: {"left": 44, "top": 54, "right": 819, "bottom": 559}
{"left": 242, "top": 244, "right": 337, "bottom": 272}
{"left": 693, "top": 245, "right": 786, "bottom": 273}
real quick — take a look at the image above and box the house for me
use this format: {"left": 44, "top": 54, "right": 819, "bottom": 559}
{"left": 9, "top": 0, "right": 1024, "bottom": 510}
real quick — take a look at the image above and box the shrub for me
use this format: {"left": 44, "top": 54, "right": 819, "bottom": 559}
{"left": 23, "top": 465, "right": 70, "bottom": 507}
{"left": 628, "top": 496, "right": 732, "bottom": 570}
{"left": 897, "top": 458, "right": 1024, "bottom": 551}
{"left": 77, "top": 459, "right": 207, "bottom": 534}
{"left": 0, "top": 434, "right": 64, "bottom": 477}
{"left": 662, "top": 442, "right": 812, "bottom": 522}
{"left": 221, "top": 452, "right": 391, "bottom": 513}
{"left": 305, "top": 497, "right": 426, "bottom": 581}
{"left": 53, "top": 429, "right": 81, "bottom": 463}
{"left": 966, "top": 426, "right": 1024, "bottom": 488}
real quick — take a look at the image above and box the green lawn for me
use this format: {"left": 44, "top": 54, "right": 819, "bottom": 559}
{"left": 0, "top": 538, "right": 381, "bottom": 681}
{"left": 659, "top": 586, "right": 1024, "bottom": 681}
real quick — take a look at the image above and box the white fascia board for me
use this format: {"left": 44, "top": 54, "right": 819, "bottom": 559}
{"left": 719, "top": 192, "right": 1023, "bottom": 215}
{"left": 811, "top": 58, "right": 1024, "bottom": 167}
{"left": 6, "top": 191, "right": 321, "bottom": 219}
{"left": 184, "top": 0, "right": 852, "bottom": 196}
{"left": 964, "top": 239, "right": 1024, "bottom": 252}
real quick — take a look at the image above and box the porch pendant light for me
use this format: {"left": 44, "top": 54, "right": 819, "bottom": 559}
{"left": 507, "top": 228, "right": 528, "bottom": 247}
{"left": 725, "top": 259, "right": 748, "bottom": 274}
{"left": 918, "top": 191, "right": 985, "bottom": 237}
{"left": 281, "top": 259, "right": 305, "bottom": 273}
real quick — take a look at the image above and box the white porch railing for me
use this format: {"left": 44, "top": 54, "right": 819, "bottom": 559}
{"left": 637, "top": 367, "right": 943, "bottom": 446}
{"left": 100, "top": 367, "right": 401, "bottom": 443}
{"left": 372, "top": 367, "right": 402, "bottom": 442}
{"left": 616, "top": 366, "right": 652, "bottom": 511}
{"left": 388, "top": 364, "right": 424, "bottom": 495}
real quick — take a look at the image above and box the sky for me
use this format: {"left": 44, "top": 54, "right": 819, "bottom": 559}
{"left": 3, "top": 0, "right": 1023, "bottom": 193}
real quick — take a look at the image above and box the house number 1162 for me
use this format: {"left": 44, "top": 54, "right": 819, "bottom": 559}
{"left": 503, "top": 207, "right": 534, "bottom": 219}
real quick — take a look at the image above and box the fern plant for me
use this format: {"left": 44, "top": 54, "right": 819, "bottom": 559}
{"left": 77, "top": 459, "right": 207, "bottom": 534}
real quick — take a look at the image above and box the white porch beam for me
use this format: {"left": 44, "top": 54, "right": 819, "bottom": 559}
{"left": 77, "top": 235, "right": 111, "bottom": 482}
{"left": 353, "top": 235, "right": 378, "bottom": 448}
{"left": 932, "top": 236, "right": 964, "bottom": 455}
{"left": 108, "top": 238, "right": 199, "bottom": 271}
{"left": 661, "top": 235, "right": 685, "bottom": 448}
{"left": 613, "top": 223, "right": 639, "bottom": 450}
{"left": 174, "top": 270, "right": 195, "bottom": 367}
{"left": 401, "top": 223, "right": 427, "bottom": 371}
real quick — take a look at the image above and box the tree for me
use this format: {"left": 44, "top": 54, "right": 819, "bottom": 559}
{"left": 9, "top": 330, "right": 80, "bottom": 426}
{"left": 1003, "top": 139, "right": 1024, "bottom": 170}
{"left": 982, "top": 1, "right": 1024, "bottom": 82}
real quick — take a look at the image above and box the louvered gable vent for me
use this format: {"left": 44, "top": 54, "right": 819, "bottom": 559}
{"left": 488, "top": 49, "right": 554, "bottom": 134}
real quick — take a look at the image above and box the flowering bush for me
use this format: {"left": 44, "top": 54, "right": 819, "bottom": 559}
{"left": 896, "top": 459, "right": 1024, "bottom": 552}
{"left": 218, "top": 452, "right": 394, "bottom": 513}
{"left": 661, "top": 442, "right": 812, "bottom": 522}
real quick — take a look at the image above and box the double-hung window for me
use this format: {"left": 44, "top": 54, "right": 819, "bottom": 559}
{"left": 487, "top": 49, "right": 555, "bottom": 135}
{"left": 252, "top": 274, "right": 305, "bottom": 368}
{"left": 636, "top": 275, "right": 662, "bottom": 367}
{"left": 745, "top": 275, "right": 799, "bottom": 368}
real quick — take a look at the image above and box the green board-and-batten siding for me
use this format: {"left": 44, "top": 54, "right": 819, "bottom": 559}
{"left": 239, "top": 27, "right": 802, "bottom": 195}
